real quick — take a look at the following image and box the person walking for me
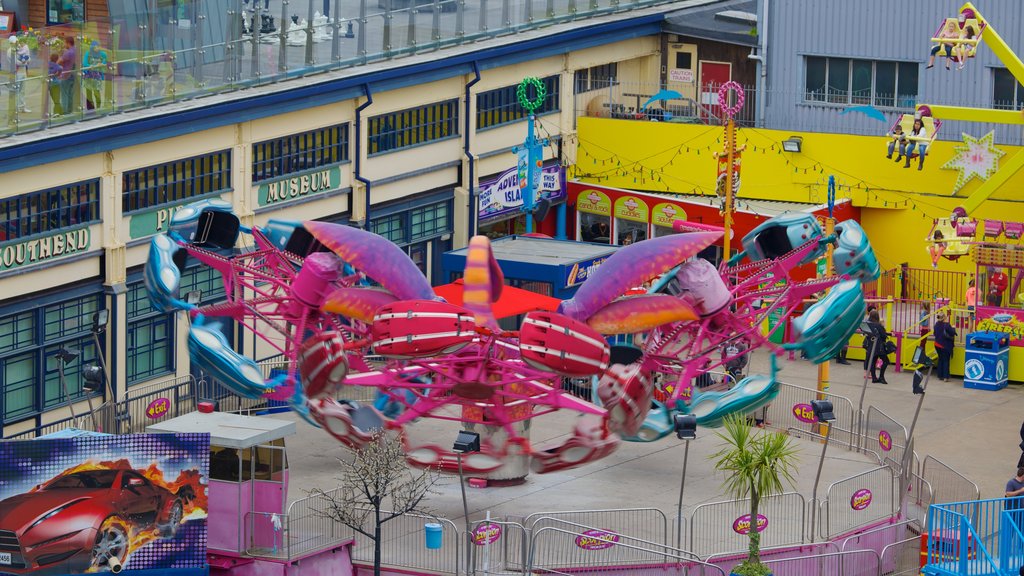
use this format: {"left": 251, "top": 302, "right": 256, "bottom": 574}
{"left": 933, "top": 311, "right": 956, "bottom": 382}
{"left": 865, "top": 309, "right": 890, "bottom": 384}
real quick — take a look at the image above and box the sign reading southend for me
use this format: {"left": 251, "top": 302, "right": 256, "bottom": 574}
{"left": 258, "top": 166, "right": 342, "bottom": 207}
{"left": 0, "top": 227, "right": 91, "bottom": 272}
{"left": 479, "top": 164, "right": 564, "bottom": 223}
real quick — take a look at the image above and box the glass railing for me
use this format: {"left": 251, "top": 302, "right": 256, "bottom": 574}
{"left": 0, "top": 0, "right": 675, "bottom": 138}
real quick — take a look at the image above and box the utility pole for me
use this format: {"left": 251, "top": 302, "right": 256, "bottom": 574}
{"left": 715, "top": 82, "right": 745, "bottom": 262}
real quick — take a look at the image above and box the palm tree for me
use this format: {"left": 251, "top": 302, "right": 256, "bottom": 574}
{"left": 711, "top": 413, "right": 799, "bottom": 576}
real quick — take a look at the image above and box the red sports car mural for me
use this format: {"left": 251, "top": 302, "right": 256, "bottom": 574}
{"left": 0, "top": 466, "right": 196, "bottom": 574}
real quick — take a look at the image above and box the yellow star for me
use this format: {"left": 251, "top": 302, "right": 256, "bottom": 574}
{"left": 941, "top": 131, "right": 1005, "bottom": 195}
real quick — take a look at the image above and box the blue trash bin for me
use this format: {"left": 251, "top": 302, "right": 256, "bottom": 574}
{"left": 963, "top": 331, "right": 1010, "bottom": 391}
{"left": 424, "top": 523, "right": 443, "bottom": 549}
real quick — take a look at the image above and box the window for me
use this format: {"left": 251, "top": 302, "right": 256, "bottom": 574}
{"left": 994, "top": 68, "right": 1024, "bottom": 110}
{"left": 252, "top": 124, "right": 350, "bottom": 182}
{"left": 477, "top": 76, "right": 560, "bottom": 129}
{"left": 180, "top": 265, "right": 226, "bottom": 303}
{"left": 126, "top": 280, "right": 174, "bottom": 384}
{"left": 805, "top": 57, "right": 918, "bottom": 108}
{"left": 371, "top": 200, "right": 452, "bottom": 246}
{"left": 367, "top": 100, "right": 459, "bottom": 155}
{"left": 47, "top": 0, "right": 84, "bottom": 24}
{"left": 0, "top": 179, "right": 100, "bottom": 243}
{"left": 0, "top": 290, "right": 104, "bottom": 424}
{"left": 122, "top": 150, "right": 232, "bottom": 214}
{"left": 575, "top": 63, "right": 619, "bottom": 94}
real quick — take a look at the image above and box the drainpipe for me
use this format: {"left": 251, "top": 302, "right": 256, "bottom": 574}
{"left": 464, "top": 62, "right": 481, "bottom": 239}
{"left": 354, "top": 84, "right": 374, "bottom": 229}
{"left": 747, "top": 0, "right": 769, "bottom": 127}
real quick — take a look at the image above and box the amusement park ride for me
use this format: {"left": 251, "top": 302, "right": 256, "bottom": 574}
{"left": 144, "top": 193, "right": 880, "bottom": 481}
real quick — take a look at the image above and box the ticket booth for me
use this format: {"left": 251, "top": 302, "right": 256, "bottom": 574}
{"left": 147, "top": 410, "right": 295, "bottom": 558}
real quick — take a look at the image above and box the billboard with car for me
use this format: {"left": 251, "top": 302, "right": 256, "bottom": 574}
{"left": 0, "top": 433, "right": 209, "bottom": 575}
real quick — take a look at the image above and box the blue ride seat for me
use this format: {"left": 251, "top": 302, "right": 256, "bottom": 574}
{"left": 741, "top": 213, "right": 825, "bottom": 265}
{"left": 833, "top": 220, "right": 881, "bottom": 282}
{"left": 790, "top": 279, "right": 866, "bottom": 364}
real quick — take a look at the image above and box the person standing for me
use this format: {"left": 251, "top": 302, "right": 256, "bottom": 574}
{"left": 966, "top": 279, "right": 978, "bottom": 308}
{"left": 1006, "top": 468, "right": 1024, "bottom": 518}
{"left": 57, "top": 36, "right": 76, "bottom": 117}
{"left": 47, "top": 53, "right": 63, "bottom": 116}
{"left": 82, "top": 41, "right": 107, "bottom": 110}
{"left": 14, "top": 41, "right": 31, "bottom": 114}
{"left": 933, "top": 311, "right": 956, "bottom": 382}
{"left": 989, "top": 267, "right": 1008, "bottom": 307}
{"left": 866, "top": 309, "right": 890, "bottom": 384}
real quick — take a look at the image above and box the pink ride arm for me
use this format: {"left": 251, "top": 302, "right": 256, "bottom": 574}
{"left": 461, "top": 236, "right": 501, "bottom": 330}
{"left": 558, "top": 232, "right": 722, "bottom": 322}
{"left": 304, "top": 221, "right": 436, "bottom": 301}
{"left": 586, "top": 294, "right": 698, "bottom": 334}
{"left": 322, "top": 286, "right": 400, "bottom": 323}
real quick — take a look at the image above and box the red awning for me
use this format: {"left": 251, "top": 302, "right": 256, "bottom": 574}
{"left": 433, "top": 279, "right": 561, "bottom": 319}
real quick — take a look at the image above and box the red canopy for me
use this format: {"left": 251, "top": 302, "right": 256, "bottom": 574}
{"left": 433, "top": 279, "right": 561, "bottom": 319}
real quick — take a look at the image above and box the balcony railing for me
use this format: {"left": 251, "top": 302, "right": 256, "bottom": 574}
{"left": 0, "top": 0, "right": 679, "bottom": 138}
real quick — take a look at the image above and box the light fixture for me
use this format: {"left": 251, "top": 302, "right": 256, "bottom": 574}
{"left": 811, "top": 399, "right": 835, "bottom": 423}
{"left": 82, "top": 364, "right": 104, "bottom": 393}
{"left": 673, "top": 413, "right": 697, "bottom": 549}
{"left": 673, "top": 414, "right": 697, "bottom": 440}
{"left": 782, "top": 136, "right": 803, "bottom": 153}
{"left": 186, "top": 290, "right": 203, "bottom": 305}
{"left": 92, "top": 310, "right": 109, "bottom": 334}
{"left": 453, "top": 430, "right": 481, "bottom": 453}
{"left": 56, "top": 348, "right": 80, "bottom": 366}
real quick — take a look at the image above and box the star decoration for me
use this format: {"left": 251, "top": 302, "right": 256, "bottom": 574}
{"left": 941, "top": 131, "right": 1005, "bottom": 195}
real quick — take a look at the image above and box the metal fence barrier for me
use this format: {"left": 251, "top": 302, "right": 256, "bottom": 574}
{"left": 689, "top": 492, "right": 806, "bottom": 558}
{"left": 467, "top": 518, "right": 528, "bottom": 574}
{"left": 879, "top": 535, "right": 924, "bottom": 576}
{"left": 527, "top": 526, "right": 725, "bottom": 576}
{"left": 761, "top": 549, "right": 881, "bottom": 576}
{"left": 117, "top": 374, "right": 197, "bottom": 433}
{"left": 704, "top": 542, "right": 839, "bottom": 575}
{"left": 765, "top": 381, "right": 858, "bottom": 450}
{"left": 922, "top": 454, "right": 981, "bottom": 506}
{"left": 863, "top": 406, "right": 909, "bottom": 477}
{"left": 349, "top": 509, "right": 462, "bottom": 574}
{"left": 523, "top": 507, "right": 669, "bottom": 549}
{"left": 822, "top": 466, "right": 896, "bottom": 540}
{"left": 839, "top": 519, "right": 917, "bottom": 573}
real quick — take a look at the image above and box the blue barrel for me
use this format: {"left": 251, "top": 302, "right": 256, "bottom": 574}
{"left": 424, "top": 523, "right": 443, "bottom": 549}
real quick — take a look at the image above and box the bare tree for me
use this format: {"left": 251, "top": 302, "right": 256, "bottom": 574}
{"left": 311, "top": 431, "right": 442, "bottom": 575}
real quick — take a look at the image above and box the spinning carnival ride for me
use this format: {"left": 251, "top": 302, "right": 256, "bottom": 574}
{"left": 145, "top": 201, "right": 879, "bottom": 479}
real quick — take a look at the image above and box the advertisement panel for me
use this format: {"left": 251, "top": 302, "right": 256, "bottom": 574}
{"left": 479, "top": 165, "right": 564, "bottom": 224}
{"left": 975, "top": 307, "right": 1024, "bottom": 346}
{"left": 0, "top": 433, "right": 210, "bottom": 575}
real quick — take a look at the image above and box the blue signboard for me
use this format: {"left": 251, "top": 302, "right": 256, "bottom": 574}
{"left": 563, "top": 254, "right": 612, "bottom": 288}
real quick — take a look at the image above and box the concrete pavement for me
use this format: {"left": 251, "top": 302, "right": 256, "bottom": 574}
{"left": 275, "top": 349, "right": 1024, "bottom": 534}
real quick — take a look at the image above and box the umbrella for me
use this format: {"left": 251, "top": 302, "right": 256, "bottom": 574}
{"left": 642, "top": 89, "right": 684, "bottom": 110}
{"left": 839, "top": 105, "right": 887, "bottom": 122}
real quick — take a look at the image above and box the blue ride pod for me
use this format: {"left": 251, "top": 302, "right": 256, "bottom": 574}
{"left": 790, "top": 279, "right": 866, "bottom": 364}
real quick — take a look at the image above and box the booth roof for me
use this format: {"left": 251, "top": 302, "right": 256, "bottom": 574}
{"left": 146, "top": 411, "right": 296, "bottom": 449}
{"left": 447, "top": 236, "right": 619, "bottom": 266}
{"left": 434, "top": 279, "right": 562, "bottom": 319}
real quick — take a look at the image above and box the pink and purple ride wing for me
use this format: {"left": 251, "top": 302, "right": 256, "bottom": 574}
{"left": 322, "top": 287, "right": 399, "bottom": 323}
{"left": 558, "top": 232, "right": 722, "bottom": 322}
{"left": 304, "top": 221, "right": 435, "bottom": 301}
{"left": 460, "top": 235, "right": 503, "bottom": 330}
{"left": 586, "top": 294, "right": 698, "bottom": 334}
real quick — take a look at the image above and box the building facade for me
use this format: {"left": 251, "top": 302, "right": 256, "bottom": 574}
{"left": 0, "top": 5, "right": 674, "bottom": 436}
